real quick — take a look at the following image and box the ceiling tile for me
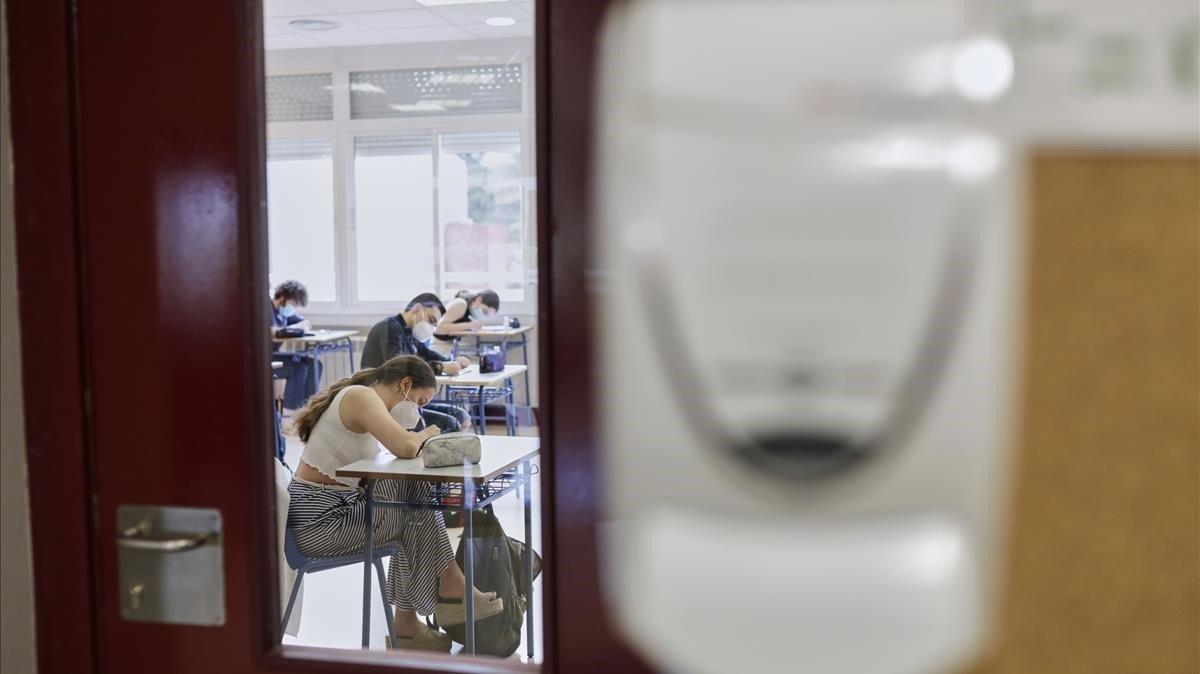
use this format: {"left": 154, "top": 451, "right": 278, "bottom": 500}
{"left": 311, "top": 0, "right": 424, "bottom": 11}
{"left": 427, "top": 1, "right": 524, "bottom": 24}
{"left": 264, "top": 33, "right": 327, "bottom": 50}
{"left": 463, "top": 20, "right": 532, "bottom": 39}
{"left": 271, "top": 12, "right": 375, "bottom": 31}
{"left": 345, "top": 8, "right": 451, "bottom": 29}
{"left": 313, "top": 30, "right": 401, "bottom": 47}
{"left": 264, "top": 0, "right": 330, "bottom": 18}
{"left": 382, "top": 25, "right": 477, "bottom": 42}
{"left": 263, "top": 20, "right": 293, "bottom": 35}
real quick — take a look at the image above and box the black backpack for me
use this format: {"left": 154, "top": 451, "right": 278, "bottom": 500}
{"left": 441, "top": 506, "right": 542, "bottom": 656}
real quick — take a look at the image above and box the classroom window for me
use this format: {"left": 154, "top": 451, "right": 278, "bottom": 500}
{"left": 265, "top": 63, "right": 534, "bottom": 314}
{"left": 438, "top": 131, "right": 525, "bottom": 302}
{"left": 352, "top": 135, "right": 436, "bottom": 302}
{"left": 266, "top": 138, "right": 337, "bottom": 303}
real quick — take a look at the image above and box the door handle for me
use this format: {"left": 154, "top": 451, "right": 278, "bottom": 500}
{"left": 117, "top": 506, "right": 225, "bottom": 625}
{"left": 118, "top": 528, "right": 213, "bottom": 553}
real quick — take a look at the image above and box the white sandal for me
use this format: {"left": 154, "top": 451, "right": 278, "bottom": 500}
{"left": 390, "top": 622, "right": 452, "bottom": 652}
{"left": 435, "top": 587, "right": 504, "bottom": 626}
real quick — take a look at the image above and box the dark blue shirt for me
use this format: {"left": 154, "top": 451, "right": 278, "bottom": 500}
{"left": 361, "top": 314, "right": 449, "bottom": 371}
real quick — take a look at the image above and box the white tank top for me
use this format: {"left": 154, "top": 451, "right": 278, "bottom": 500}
{"left": 299, "top": 386, "right": 381, "bottom": 487}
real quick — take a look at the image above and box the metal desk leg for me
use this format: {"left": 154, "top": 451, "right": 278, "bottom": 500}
{"left": 347, "top": 337, "right": 355, "bottom": 374}
{"left": 464, "top": 482, "right": 476, "bottom": 655}
{"left": 522, "top": 460, "right": 534, "bottom": 661}
{"left": 476, "top": 385, "right": 487, "bottom": 435}
{"left": 521, "top": 337, "right": 531, "bottom": 407}
{"left": 361, "top": 480, "right": 377, "bottom": 649}
{"left": 505, "top": 385, "right": 515, "bottom": 436}
{"left": 374, "top": 559, "right": 394, "bottom": 649}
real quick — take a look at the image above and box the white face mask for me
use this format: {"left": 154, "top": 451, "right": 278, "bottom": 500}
{"left": 412, "top": 320, "right": 436, "bottom": 343}
{"left": 389, "top": 389, "right": 422, "bottom": 429}
{"left": 469, "top": 307, "right": 486, "bottom": 320}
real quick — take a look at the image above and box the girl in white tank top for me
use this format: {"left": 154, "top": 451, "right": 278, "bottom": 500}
{"left": 298, "top": 386, "right": 380, "bottom": 487}
{"left": 286, "top": 355, "right": 503, "bottom": 651}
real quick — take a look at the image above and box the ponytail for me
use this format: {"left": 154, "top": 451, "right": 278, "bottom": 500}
{"left": 293, "top": 355, "right": 436, "bottom": 442}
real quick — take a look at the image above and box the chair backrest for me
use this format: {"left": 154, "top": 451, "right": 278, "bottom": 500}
{"left": 283, "top": 525, "right": 306, "bottom": 571}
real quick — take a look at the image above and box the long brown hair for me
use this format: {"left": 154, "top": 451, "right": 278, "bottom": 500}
{"left": 293, "top": 355, "right": 436, "bottom": 442}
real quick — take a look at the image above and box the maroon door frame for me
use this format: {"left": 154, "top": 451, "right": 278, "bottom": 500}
{"left": 7, "top": 1, "right": 96, "bottom": 673}
{"left": 539, "top": 1, "right": 651, "bottom": 671}
{"left": 7, "top": 0, "right": 651, "bottom": 672}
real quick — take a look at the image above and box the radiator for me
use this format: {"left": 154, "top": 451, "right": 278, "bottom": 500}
{"left": 316, "top": 335, "right": 367, "bottom": 389}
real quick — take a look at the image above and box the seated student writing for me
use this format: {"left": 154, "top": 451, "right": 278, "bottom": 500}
{"left": 287, "top": 356, "right": 502, "bottom": 651}
{"left": 360, "top": 293, "right": 473, "bottom": 432}
{"left": 434, "top": 289, "right": 503, "bottom": 340}
{"left": 271, "top": 280, "right": 321, "bottom": 412}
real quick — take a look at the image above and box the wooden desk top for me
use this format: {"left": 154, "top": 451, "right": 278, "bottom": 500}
{"left": 460, "top": 325, "right": 535, "bottom": 339}
{"left": 273, "top": 329, "right": 358, "bottom": 345}
{"left": 436, "top": 364, "right": 527, "bottom": 387}
{"left": 335, "top": 435, "right": 540, "bottom": 483}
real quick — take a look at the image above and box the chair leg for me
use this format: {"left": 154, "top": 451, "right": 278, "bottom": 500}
{"left": 280, "top": 569, "right": 306, "bottom": 638}
{"left": 373, "top": 558, "right": 394, "bottom": 648}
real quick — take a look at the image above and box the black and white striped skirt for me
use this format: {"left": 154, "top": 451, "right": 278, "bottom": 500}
{"left": 287, "top": 477, "right": 455, "bottom": 615}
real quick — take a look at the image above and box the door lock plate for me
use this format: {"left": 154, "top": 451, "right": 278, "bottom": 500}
{"left": 117, "top": 505, "right": 224, "bottom": 626}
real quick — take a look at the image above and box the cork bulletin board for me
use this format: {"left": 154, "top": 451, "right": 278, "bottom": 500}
{"left": 966, "top": 154, "right": 1199, "bottom": 674}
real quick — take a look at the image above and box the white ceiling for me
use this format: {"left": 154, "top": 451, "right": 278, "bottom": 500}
{"left": 264, "top": 0, "right": 534, "bottom": 50}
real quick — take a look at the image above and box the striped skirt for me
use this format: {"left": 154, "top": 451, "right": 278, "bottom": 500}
{"left": 287, "top": 477, "right": 455, "bottom": 615}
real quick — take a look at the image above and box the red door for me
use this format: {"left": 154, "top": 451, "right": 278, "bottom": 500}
{"left": 8, "top": 0, "right": 652, "bottom": 672}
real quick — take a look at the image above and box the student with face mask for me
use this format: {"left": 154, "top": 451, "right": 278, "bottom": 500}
{"left": 271, "top": 280, "right": 322, "bottom": 411}
{"left": 434, "top": 290, "right": 502, "bottom": 341}
{"left": 287, "top": 356, "right": 503, "bottom": 651}
{"left": 360, "top": 293, "right": 474, "bottom": 432}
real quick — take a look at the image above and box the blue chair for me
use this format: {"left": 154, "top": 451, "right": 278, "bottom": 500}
{"left": 280, "top": 526, "right": 397, "bottom": 645}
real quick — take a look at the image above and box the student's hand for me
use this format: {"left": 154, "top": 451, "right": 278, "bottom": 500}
{"left": 421, "top": 425, "right": 441, "bottom": 439}
{"left": 455, "top": 356, "right": 471, "bottom": 369}
{"left": 441, "top": 362, "right": 462, "bottom": 376}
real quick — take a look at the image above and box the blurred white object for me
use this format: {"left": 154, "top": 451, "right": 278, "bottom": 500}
{"left": 595, "top": 1, "right": 1023, "bottom": 673}
{"left": 951, "top": 38, "right": 1015, "bottom": 101}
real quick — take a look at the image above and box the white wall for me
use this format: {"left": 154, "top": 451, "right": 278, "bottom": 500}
{"left": 0, "top": 0, "right": 39, "bottom": 671}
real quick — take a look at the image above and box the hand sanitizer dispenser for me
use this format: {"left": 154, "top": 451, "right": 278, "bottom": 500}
{"left": 595, "top": 2, "right": 1022, "bottom": 673}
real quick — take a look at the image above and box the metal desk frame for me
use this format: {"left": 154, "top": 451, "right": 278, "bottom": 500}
{"left": 356, "top": 461, "right": 536, "bottom": 658}
{"left": 274, "top": 332, "right": 356, "bottom": 376}
{"left": 451, "top": 331, "right": 532, "bottom": 407}
{"left": 442, "top": 382, "right": 518, "bottom": 436}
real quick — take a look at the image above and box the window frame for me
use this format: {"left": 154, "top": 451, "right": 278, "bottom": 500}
{"left": 266, "top": 47, "right": 537, "bottom": 324}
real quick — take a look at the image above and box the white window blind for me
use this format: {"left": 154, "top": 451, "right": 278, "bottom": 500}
{"left": 266, "top": 74, "right": 334, "bottom": 122}
{"left": 352, "top": 135, "right": 436, "bottom": 303}
{"left": 266, "top": 138, "right": 337, "bottom": 303}
{"left": 350, "top": 65, "right": 523, "bottom": 119}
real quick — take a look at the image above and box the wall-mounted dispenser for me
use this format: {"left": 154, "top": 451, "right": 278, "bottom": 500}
{"left": 595, "top": 1, "right": 1023, "bottom": 672}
